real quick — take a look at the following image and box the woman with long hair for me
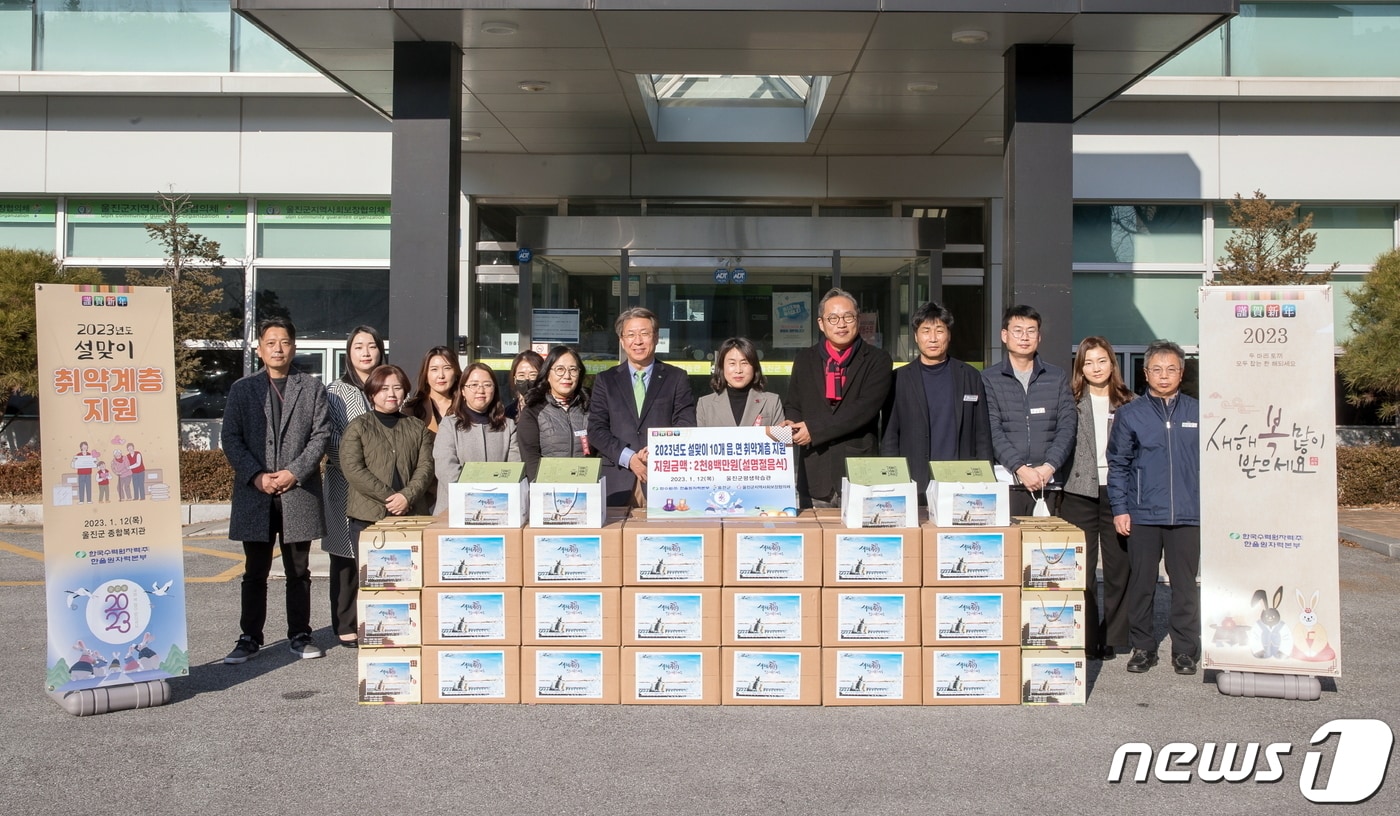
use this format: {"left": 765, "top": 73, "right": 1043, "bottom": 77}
{"left": 505, "top": 350, "right": 544, "bottom": 421}
{"left": 516, "top": 346, "right": 591, "bottom": 480}
{"left": 432, "top": 362, "right": 520, "bottom": 510}
{"left": 402, "top": 345, "right": 460, "bottom": 434}
{"left": 696, "top": 337, "right": 784, "bottom": 427}
{"left": 1061, "top": 336, "right": 1136, "bottom": 662}
{"left": 339, "top": 364, "right": 435, "bottom": 645}
{"left": 323, "top": 324, "right": 385, "bottom": 646}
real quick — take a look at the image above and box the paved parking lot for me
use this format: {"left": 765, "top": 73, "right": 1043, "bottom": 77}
{"left": 2, "top": 525, "right": 1397, "bottom": 816}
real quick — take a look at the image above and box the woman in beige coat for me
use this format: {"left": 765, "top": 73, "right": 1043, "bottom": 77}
{"left": 696, "top": 337, "right": 785, "bottom": 428}
{"left": 339, "top": 364, "right": 435, "bottom": 644}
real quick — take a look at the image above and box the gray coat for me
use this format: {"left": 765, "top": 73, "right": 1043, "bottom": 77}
{"left": 221, "top": 369, "right": 330, "bottom": 543}
{"left": 1063, "top": 392, "right": 1103, "bottom": 499}
{"left": 696, "top": 389, "right": 785, "bottom": 428}
{"left": 981, "top": 354, "right": 1077, "bottom": 484}
{"left": 433, "top": 414, "right": 521, "bottom": 510}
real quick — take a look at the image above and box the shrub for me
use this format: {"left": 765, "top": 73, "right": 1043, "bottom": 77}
{"left": 1337, "top": 445, "right": 1400, "bottom": 506}
{"left": 179, "top": 449, "right": 233, "bottom": 502}
{"left": 0, "top": 457, "right": 41, "bottom": 497}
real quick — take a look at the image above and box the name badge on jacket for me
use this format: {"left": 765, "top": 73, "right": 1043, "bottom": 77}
{"left": 1030, "top": 407, "right": 1046, "bottom": 415}
{"left": 962, "top": 394, "right": 979, "bottom": 403}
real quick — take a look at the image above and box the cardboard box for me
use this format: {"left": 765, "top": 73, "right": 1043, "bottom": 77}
{"left": 1020, "top": 528, "right": 1088, "bottom": 590}
{"left": 823, "top": 647, "right": 922, "bottom": 705}
{"left": 522, "top": 588, "right": 621, "bottom": 645}
{"left": 357, "top": 590, "right": 422, "bottom": 648}
{"left": 723, "top": 588, "right": 821, "bottom": 646}
{"left": 422, "top": 646, "right": 520, "bottom": 704}
{"left": 358, "top": 647, "right": 421, "bottom": 705}
{"left": 822, "top": 588, "right": 921, "bottom": 646}
{"left": 840, "top": 477, "right": 919, "bottom": 529}
{"left": 528, "top": 479, "right": 605, "bottom": 528}
{"left": 1021, "top": 591, "right": 1087, "bottom": 649}
{"left": 421, "top": 526, "right": 523, "bottom": 587}
{"left": 1021, "top": 649, "right": 1087, "bottom": 706}
{"left": 922, "top": 587, "right": 1021, "bottom": 646}
{"left": 623, "top": 588, "right": 721, "bottom": 645}
{"left": 447, "top": 479, "right": 528, "bottom": 528}
{"left": 823, "top": 529, "right": 920, "bottom": 586}
{"left": 524, "top": 520, "right": 623, "bottom": 586}
{"left": 358, "top": 527, "right": 424, "bottom": 590}
{"left": 923, "top": 646, "right": 1021, "bottom": 706}
{"left": 621, "top": 647, "right": 720, "bottom": 705}
{"left": 722, "top": 647, "right": 822, "bottom": 705}
{"left": 922, "top": 526, "right": 1022, "bottom": 587}
{"left": 622, "top": 520, "right": 722, "bottom": 585}
{"left": 723, "top": 520, "right": 823, "bottom": 586}
{"left": 422, "top": 587, "right": 521, "bottom": 646}
{"left": 521, "top": 647, "right": 620, "bottom": 704}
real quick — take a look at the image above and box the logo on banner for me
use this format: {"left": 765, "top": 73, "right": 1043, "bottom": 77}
{"left": 1107, "top": 719, "right": 1394, "bottom": 803}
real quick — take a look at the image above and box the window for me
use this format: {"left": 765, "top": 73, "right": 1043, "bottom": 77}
{"left": 0, "top": 199, "right": 56, "bottom": 251}
{"left": 1213, "top": 205, "right": 1394, "bottom": 266}
{"left": 255, "top": 200, "right": 390, "bottom": 259}
{"left": 254, "top": 268, "right": 389, "bottom": 341}
{"left": 0, "top": 0, "right": 32, "bottom": 71}
{"left": 1074, "top": 204, "right": 1204, "bottom": 264}
{"left": 37, "top": 0, "right": 231, "bottom": 72}
{"left": 67, "top": 198, "right": 246, "bottom": 259}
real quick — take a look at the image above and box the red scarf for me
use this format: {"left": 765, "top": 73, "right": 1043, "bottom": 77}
{"left": 824, "top": 339, "right": 858, "bottom": 401}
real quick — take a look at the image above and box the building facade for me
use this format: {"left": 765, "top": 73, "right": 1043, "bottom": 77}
{"left": 1, "top": 1, "right": 1395, "bottom": 449}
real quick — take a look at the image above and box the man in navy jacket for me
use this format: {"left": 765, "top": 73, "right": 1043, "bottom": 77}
{"left": 981, "top": 305, "right": 1077, "bottom": 516}
{"left": 1108, "top": 339, "right": 1201, "bottom": 676}
{"left": 882, "top": 301, "right": 992, "bottom": 495}
{"left": 588, "top": 307, "right": 696, "bottom": 506}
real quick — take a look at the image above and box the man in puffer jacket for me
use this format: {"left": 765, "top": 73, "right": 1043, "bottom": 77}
{"left": 981, "top": 305, "right": 1077, "bottom": 516}
{"left": 1107, "top": 339, "right": 1201, "bottom": 677}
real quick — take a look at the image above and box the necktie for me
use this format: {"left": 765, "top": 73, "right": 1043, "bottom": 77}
{"left": 633, "top": 369, "right": 646, "bottom": 416}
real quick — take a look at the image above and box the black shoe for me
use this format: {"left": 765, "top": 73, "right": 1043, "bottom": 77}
{"left": 288, "top": 633, "right": 325, "bottom": 660}
{"left": 223, "top": 635, "right": 260, "bottom": 664}
{"left": 1126, "top": 649, "right": 1158, "bottom": 673}
{"left": 1172, "top": 653, "right": 1199, "bottom": 675}
{"left": 1101, "top": 645, "right": 1118, "bottom": 661}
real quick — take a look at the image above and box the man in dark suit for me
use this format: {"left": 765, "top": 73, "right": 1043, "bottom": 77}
{"left": 783, "top": 288, "right": 893, "bottom": 507}
{"left": 221, "top": 318, "right": 331, "bottom": 664}
{"left": 588, "top": 307, "right": 697, "bottom": 506}
{"left": 881, "top": 301, "right": 993, "bottom": 496}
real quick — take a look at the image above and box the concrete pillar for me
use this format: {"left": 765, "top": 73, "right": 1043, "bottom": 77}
{"left": 389, "top": 42, "right": 462, "bottom": 364}
{"left": 1002, "top": 44, "right": 1074, "bottom": 369}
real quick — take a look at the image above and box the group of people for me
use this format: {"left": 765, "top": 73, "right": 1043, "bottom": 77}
{"left": 220, "top": 290, "right": 1201, "bottom": 678}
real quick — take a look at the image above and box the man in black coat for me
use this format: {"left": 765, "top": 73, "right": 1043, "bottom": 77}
{"left": 881, "top": 301, "right": 992, "bottom": 496}
{"left": 588, "top": 307, "right": 697, "bottom": 506}
{"left": 783, "top": 288, "right": 893, "bottom": 507}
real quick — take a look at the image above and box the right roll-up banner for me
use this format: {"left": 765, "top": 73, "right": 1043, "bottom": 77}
{"left": 1198, "top": 285, "right": 1340, "bottom": 677}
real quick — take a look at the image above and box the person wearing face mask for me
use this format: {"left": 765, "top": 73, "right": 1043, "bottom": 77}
{"left": 1062, "top": 336, "right": 1135, "bottom": 662}
{"left": 403, "top": 346, "right": 461, "bottom": 434}
{"left": 339, "top": 364, "right": 436, "bottom": 645}
{"left": 696, "top": 337, "right": 784, "bottom": 428}
{"left": 433, "top": 362, "right": 521, "bottom": 510}
{"left": 517, "top": 346, "right": 592, "bottom": 481}
{"left": 505, "top": 350, "right": 544, "bottom": 422}
{"left": 323, "top": 325, "right": 385, "bottom": 644}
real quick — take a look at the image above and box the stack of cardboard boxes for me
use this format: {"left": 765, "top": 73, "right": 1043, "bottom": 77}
{"left": 1017, "top": 517, "right": 1089, "bottom": 706}
{"left": 355, "top": 462, "right": 1091, "bottom": 706}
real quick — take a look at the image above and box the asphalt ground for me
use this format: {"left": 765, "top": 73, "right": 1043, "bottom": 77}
{"left": 1, "top": 525, "right": 1397, "bottom": 816}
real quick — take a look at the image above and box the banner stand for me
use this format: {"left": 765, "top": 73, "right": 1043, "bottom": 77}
{"left": 50, "top": 679, "right": 172, "bottom": 716}
{"left": 1216, "top": 671, "right": 1322, "bottom": 701}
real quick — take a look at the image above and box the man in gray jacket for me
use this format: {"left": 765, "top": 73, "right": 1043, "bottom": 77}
{"left": 221, "top": 318, "right": 331, "bottom": 663}
{"left": 981, "top": 305, "right": 1077, "bottom": 517}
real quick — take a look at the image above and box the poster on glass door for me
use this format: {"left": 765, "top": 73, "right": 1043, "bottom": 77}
{"left": 772, "top": 293, "right": 811, "bottom": 348}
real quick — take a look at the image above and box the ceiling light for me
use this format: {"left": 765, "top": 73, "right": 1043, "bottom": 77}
{"left": 983, "top": 135, "right": 1004, "bottom": 145}
{"left": 906, "top": 80, "right": 938, "bottom": 93}
{"left": 461, "top": 132, "right": 482, "bottom": 142}
{"left": 481, "top": 21, "right": 518, "bottom": 36}
{"left": 951, "top": 29, "right": 989, "bottom": 45}
{"left": 518, "top": 80, "right": 549, "bottom": 93}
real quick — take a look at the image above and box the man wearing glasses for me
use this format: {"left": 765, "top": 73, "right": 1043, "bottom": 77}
{"left": 589, "top": 307, "right": 697, "bottom": 506}
{"left": 982, "top": 304, "right": 1077, "bottom": 517}
{"left": 1107, "top": 340, "right": 1201, "bottom": 676}
{"left": 783, "top": 288, "right": 893, "bottom": 507}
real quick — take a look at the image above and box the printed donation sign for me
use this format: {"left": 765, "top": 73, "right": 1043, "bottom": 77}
{"left": 1198, "top": 285, "right": 1339, "bottom": 676}
{"left": 36, "top": 284, "right": 190, "bottom": 695}
{"left": 646, "top": 426, "right": 798, "bottom": 519}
